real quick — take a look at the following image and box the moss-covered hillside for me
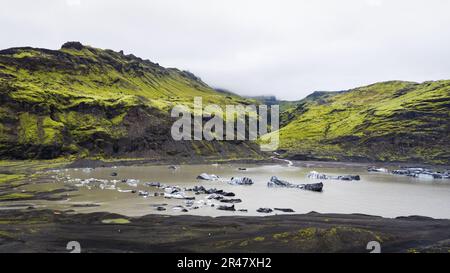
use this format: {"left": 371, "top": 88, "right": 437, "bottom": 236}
{"left": 269, "top": 80, "right": 450, "bottom": 164}
{"left": 1, "top": 42, "right": 448, "bottom": 163}
{"left": 0, "top": 42, "right": 261, "bottom": 159}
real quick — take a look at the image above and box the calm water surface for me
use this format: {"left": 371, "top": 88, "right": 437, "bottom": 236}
{"left": 19, "top": 163, "right": 450, "bottom": 218}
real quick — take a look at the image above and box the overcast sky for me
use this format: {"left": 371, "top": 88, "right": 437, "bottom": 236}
{"left": 1, "top": 0, "right": 450, "bottom": 100}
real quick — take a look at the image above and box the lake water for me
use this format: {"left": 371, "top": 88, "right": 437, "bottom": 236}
{"left": 19, "top": 163, "right": 450, "bottom": 218}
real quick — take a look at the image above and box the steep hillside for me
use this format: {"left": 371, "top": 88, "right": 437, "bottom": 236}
{"left": 268, "top": 81, "right": 450, "bottom": 164}
{"left": 0, "top": 42, "right": 261, "bottom": 159}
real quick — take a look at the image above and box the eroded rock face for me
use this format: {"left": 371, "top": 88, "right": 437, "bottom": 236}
{"left": 61, "top": 41, "right": 85, "bottom": 50}
{"left": 61, "top": 41, "right": 84, "bottom": 50}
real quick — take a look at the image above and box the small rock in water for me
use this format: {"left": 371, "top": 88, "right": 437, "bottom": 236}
{"left": 190, "top": 186, "right": 236, "bottom": 197}
{"left": 257, "top": 208, "right": 273, "bottom": 213}
{"left": 274, "top": 208, "right": 295, "bottom": 213}
{"left": 337, "top": 175, "right": 360, "bottom": 181}
{"left": 207, "top": 194, "right": 223, "bottom": 200}
{"left": 220, "top": 198, "right": 242, "bottom": 203}
{"left": 145, "top": 182, "right": 161, "bottom": 187}
{"left": 110, "top": 172, "right": 118, "bottom": 177}
{"left": 156, "top": 206, "right": 166, "bottom": 211}
{"left": 150, "top": 203, "right": 168, "bottom": 208}
{"left": 71, "top": 203, "right": 100, "bottom": 208}
{"left": 222, "top": 192, "right": 235, "bottom": 197}
{"left": 217, "top": 204, "right": 236, "bottom": 211}
{"left": 301, "top": 182, "right": 323, "bottom": 192}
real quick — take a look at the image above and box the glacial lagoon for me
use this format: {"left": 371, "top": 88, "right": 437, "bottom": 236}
{"left": 15, "top": 163, "right": 450, "bottom": 218}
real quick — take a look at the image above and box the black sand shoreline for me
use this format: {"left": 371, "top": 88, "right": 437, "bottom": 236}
{"left": 0, "top": 209, "right": 449, "bottom": 253}
{"left": 62, "top": 157, "right": 450, "bottom": 170}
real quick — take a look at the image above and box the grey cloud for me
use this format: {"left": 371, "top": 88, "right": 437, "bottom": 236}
{"left": 1, "top": 0, "right": 449, "bottom": 100}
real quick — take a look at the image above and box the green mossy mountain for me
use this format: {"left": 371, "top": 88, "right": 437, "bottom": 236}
{"left": 0, "top": 42, "right": 261, "bottom": 159}
{"left": 1, "top": 42, "right": 449, "bottom": 164}
{"left": 267, "top": 80, "right": 450, "bottom": 164}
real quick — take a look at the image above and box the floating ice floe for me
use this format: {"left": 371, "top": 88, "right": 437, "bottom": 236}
{"left": 307, "top": 171, "right": 360, "bottom": 181}
{"left": 82, "top": 168, "right": 93, "bottom": 173}
{"left": 138, "top": 190, "right": 149, "bottom": 197}
{"left": 268, "top": 176, "right": 323, "bottom": 192}
{"left": 145, "top": 182, "right": 164, "bottom": 188}
{"left": 163, "top": 186, "right": 195, "bottom": 200}
{"left": 99, "top": 184, "right": 116, "bottom": 190}
{"left": 390, "top": 167, "right": 450, "bottom": 179}
{"left": 367, "top": 167, "right": 389, "bottom": 173}
{"left": 164, "top": 186, "right": 182, "bottom": 193}
{"left": 229, "top": 177, "right": 253, "bottom": 185}
{"left": 117, "top": 188, "right": 134, "bottom": 193}
{"left": 124, "top": 179, "right": 139, "bottom": 187}
{"left": 307, "top": 171, "right": 328, "bottom": 180}
{"left": 164, "top": 192, "right": 194, "bottom": 200}
{"left": 172, "top": 205, "right": 188, "bottom": 212}
{"left": 196, "top": 173, "right": 220, "bottom": 181}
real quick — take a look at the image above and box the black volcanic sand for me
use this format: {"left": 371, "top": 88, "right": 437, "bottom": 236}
{"left": 0, "top": 209, "right": 449, "bottom": 253}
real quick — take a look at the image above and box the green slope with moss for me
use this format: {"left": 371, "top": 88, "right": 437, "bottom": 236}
{"left": 0, "top": 42, "right": 261, "bottom": 159}
{"left": 267, "top": 80, "right": 450, "bottom": 164}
